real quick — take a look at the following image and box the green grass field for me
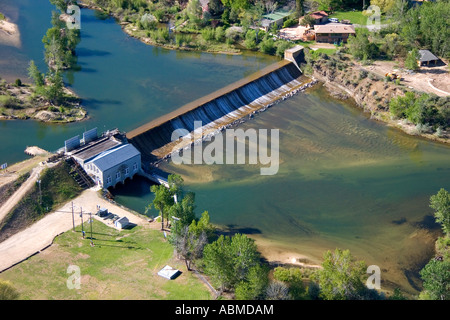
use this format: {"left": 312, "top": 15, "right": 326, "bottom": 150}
{"left": 329, "top": 11, "right": 368, "bottom": 25}
{"left": 0, "top": 220, "right": 212, "bottom": 300}
{"left": 329, "top": 10, "right": 391, "bottom": 25}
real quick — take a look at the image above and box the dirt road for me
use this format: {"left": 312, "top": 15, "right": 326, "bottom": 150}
{"left": 0, "top": 188, "right": 155, "bottom": 273}
{"left": 358, "top": 60, "right": 450, "bottom": 97}
{"left": 0, "top": 165, "right": 44, "bottom": 223}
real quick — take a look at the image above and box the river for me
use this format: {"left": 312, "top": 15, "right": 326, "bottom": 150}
{"left": 1, "top": 0, "right": 449, "bottom": 296}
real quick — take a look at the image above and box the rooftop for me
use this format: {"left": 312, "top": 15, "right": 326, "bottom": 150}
{"left": 263, "top": 9, "right": 293, "bottom": 21}
{"left": 70, "top": 136, "right": 122, "bottom": 162}
{"left": 309, "top": 10, "right": 328, "bottom": 19}
{"left": 87, "top": 144, "right": 141, "bottom": 172}
{"left": 418, "top": 49, "right": 439, "bottom": 62}
{"left": 314, "top": 24, "right": 356, "bottom": 34}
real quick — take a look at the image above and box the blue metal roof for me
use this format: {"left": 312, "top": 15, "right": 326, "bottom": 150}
{"left": 87, "top": 144, "right": 140, "bottom": 172}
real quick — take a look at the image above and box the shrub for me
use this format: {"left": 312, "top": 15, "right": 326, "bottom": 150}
{"left": 359, "top": 70, "right": 368, "bottom": 80}
{"left": 283, "top": 18, "right": 297, "bottom": 28}
{"left": 259, "top": 38, "right": 275, "bottom": 55}
{"left": 201, "top": 28, "right": 215, "bottom": 42}
{"left": 215, "top": 26, "right": 225, "bottom": 42}
{"left": 15, "top": 79, "right": 22, "bottom": 87}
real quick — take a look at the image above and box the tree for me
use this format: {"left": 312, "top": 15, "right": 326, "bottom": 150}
{"left": 299, "top": 14, "right": 316, "bottom": 27}
{"left": 265, "top": 281, "right": 290, "bottom": 300}
{"left": 186, "top": 0, "right": 203, "bottom": 26}
{"left": 388, "top": 288, "right": 406, "bottom": 300}
{"left": 273, "top": 266, "right": 305, "bottom": 299}
{"left": 172, "top": 225, "right": 208, "bottom": 270}
{"left": 202, "top": 235, "right": 235, "bottom": 291}
{"left": 169, "top": 191, "right": 196, "bottom": 228}
{"left": 389, "top": 0, "right": 408, "bottom": 21}
{"left": 221, "top": 0, "right": 251, "bottom": 11}
{"left": 44, "top": 71, "right": 65, "bottom": 105}
{"left": 235, "top": 264, "right": 269, "bottom": 299}
{"left": 50, "top": 0, "right": 71, "bottom": 12}
{"left": 296, "top": 0, "right": 304, "bottom": 18}
{"left": 0, "top": 280, "right": 19, "bottom": 300}
{"left": 168, "top": 174, "right": 184, "bottom": 202}
{"left": 149, "top": 184, "right": 174, "bottom": 230}
{"left": 313, "top": 248, "right": 367, "bottom": 300}
{"left": 230, "top": 233, "right": 260, "bottom": 284}
{"left": 28, "top": 60, "right": 45, "bottom": 87}
{"left": 419, "top": 259, "right": 450, "bottom": 300}
{"left": 203, "top": 233, "right": 262, "bottom": 292}
{"left": 430, "top": 188, "right": 450, "bottom": 236}
{"left": 347, "top": 28, "right": 378, "bottom": 61}
{"left": 404, "top": 48, "right": 419, "bottom": 71}
{"left": 189, "top": 210, "right": 215, "bottom": 240}
{"left": 370, "top": 0, "right": 394, "bottom": 13}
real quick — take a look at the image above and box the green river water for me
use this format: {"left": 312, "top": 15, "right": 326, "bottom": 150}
{"left": 1, "top": 0, "right": 449, "bottom": 296}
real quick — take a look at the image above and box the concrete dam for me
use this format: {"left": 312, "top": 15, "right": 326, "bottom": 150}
{"left": 127, "top": 46, "right": 310, "bottom": 166}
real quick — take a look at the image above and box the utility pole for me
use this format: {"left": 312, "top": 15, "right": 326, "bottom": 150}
{"left": 37, "top": 174, "right": 42, "bottom": 207}
{"left": 89, "top": 211, "right": 93, "bottom": 245}
{"left": 71, "top": 202, "right": 75, "bottom": 232}
{"left": 80, "top": 206, "right": 84, "bottom": 238}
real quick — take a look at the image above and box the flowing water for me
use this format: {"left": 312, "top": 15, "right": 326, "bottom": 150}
{"left": 1, "top": 0, "right": 449, "bottom": 296}
{"left": 0, "top": 0, "right": 276, "bottom": 164}
{"left": 113, "top": 85, "right": 450, "bottom": 295}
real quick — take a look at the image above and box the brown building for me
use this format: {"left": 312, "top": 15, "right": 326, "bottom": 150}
{"left": 314, "top": 24, "right": 356, "bottom": 44}
{"left": 299, "top": 11, "right": 329, "bottom": 25}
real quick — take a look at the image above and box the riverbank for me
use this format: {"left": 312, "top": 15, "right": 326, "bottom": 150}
{"left": 305, "top": 52, "right": 449, "bottom": 145}
{"left": 77, "top": 1, "right": 241, "bottom": 55}
{"left": 0, "top": 78, "right": 87, "bottom": 123}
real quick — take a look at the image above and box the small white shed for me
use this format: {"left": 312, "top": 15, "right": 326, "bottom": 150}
{"left": 114, "top": 216, "right": 129, "bottom": 229}
{"left": 157, "top": 265, "right": 181, "bottom": 280}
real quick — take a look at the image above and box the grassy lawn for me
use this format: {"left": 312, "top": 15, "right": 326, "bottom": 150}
{"left": 0, "top": 220, "right": 212, "bottom": 300}
{"left": 329, "top": 10, "right": 391, "bottom": 25}
{"left": 329, "top": 10, "right": 368, "bottom": 25}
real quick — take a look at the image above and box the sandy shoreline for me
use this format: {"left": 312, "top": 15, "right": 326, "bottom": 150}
{"left": 0, "top": 15, "right": 20, "bottom": 48}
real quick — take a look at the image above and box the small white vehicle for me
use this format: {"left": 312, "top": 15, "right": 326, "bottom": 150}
{"left": 328, "top": 18, "right": 339, "bottom": 23}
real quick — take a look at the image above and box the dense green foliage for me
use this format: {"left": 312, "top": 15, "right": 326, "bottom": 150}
{"left": 202, "top": 233, "right": 262, "bottom": 292}
{"left": 347, "top": 0, "right": 449, "bottom": 63}
{"left": 273, "top": 267, "right": 306, "bottom": 299}
{"left": 312, "top": 249, "right": 367, "bottom": 300}
{"left": 43, "top": 11, "right": 80, "bottom": 71}
{"left": 430, "top": 188, "right": 450, "bottom": 236}
{"left": 389, "top": 92, "right": 450, "bottom": 130}
{"left": 83, "top": 0, "right": 295, "bottom": 57}
{"left": 420, "top": 259, "right": 450, "bottom": 300}
{"left": 418, "top": 188, "right": 450, "bottom": 300}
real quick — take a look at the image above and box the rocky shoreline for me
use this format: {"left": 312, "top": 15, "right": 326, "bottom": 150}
{"left": 310, "top": 62, "right": 449, "bottom": 145}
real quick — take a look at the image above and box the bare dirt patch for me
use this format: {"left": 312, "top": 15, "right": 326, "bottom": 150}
{"left": 358, "top": 60, "right": 450, "bottom": 96}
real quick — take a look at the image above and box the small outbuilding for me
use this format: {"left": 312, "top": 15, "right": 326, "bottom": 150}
{"left": 157, "top": 265, "right": 181, "bottom": 280}
{"left": 417, "top": 49, "right": 439, "bottom": 67}
{"left": 97, "top": 207, "right": 109, "bottom": 217}
{"left": 114, "top": 216, "right": 129, "bottom": 229}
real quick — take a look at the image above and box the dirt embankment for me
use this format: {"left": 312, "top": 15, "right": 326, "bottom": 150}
{"left": 308, "top": 55, "right": 449, "bottom": 144}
